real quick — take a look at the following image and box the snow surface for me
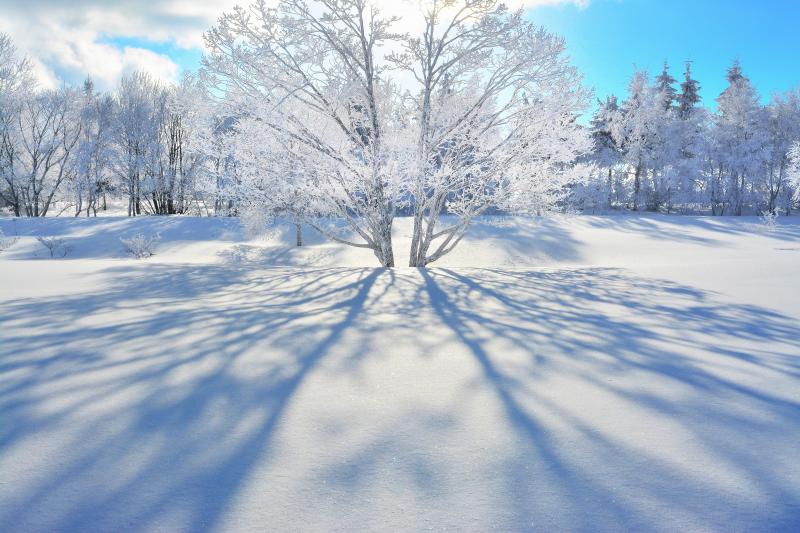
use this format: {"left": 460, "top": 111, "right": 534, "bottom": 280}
{"left": 1, "top": 215, "right": 799, "bottom": 532}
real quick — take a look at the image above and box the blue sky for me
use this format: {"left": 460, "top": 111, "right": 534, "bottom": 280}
{"left": 4, "top": 0, "right": 799, "bottom": 112}
{"left": 99, "top": 36, "right": 204, "bottom": 75}
{"left": 528, "top": 0, "right": 800, "bottom": 108}
{"left": 155, "top": 0, "right": 798, "bottom": 109}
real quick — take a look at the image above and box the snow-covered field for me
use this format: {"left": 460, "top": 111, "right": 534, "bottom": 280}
{"left": 1, "top": 215, "right": 799, "bottom": 532}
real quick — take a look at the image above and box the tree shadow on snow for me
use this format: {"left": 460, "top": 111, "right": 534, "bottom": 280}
{"left": 0, "top": 265, "right": 391, "bottom": 531}
{"left": 583, "top": 214, "right": 800, "bottom": 245}
{"left": 1, "top": 265, "right": 799, "bottom": 531}
{"left": 460, "top": 216, "right": 585, "bottom": 264}
{"left": 408, "top": 268, "right": 800, "bottom": 531}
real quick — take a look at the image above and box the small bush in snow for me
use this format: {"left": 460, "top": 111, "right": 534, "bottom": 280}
{"left": 240, "top": 205, "right": 274, "bottom": 240}
{"left": 760, "top": 210, "right": 779, "bottom": 232}
{"left": 0, "top": 229, "right": 18, "bottom": 252}
{"left": 36, "top": 236, "right": 73, "bottom": 258}
{"left": 121, "top": 233, "right": 161, "bottom": 258}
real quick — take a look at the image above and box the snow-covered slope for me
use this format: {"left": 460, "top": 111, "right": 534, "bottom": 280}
{"left": 1, "top": 215, "right": 799, "bottom": 532}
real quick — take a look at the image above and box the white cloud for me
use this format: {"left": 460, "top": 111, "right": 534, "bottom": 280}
{"left": 0, "top": 0, "right": 231, "bottom": 90}
{"left": 0, "top": 0, "right": 588, "bottom": 90}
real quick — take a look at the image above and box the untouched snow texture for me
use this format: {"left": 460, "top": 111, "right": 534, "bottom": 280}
{"left": 1, "top": 215, "right": 799, "bottom": 532}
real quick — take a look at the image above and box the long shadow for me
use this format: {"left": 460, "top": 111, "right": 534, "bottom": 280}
{"left": 461, "top": 216, "right": 585, "bottom": 263}
{"left": 0, "top": 264, "right": 387, "bottom": 532}
{"left": 416, "top": 268, "right": 800, "bottom": 531}
{"left": 0, "top": 216, "right": 243, "bottom": 260}
{"left": 583, "top": 214, "right": 800, "bottom": 245}
{"left": 419, "top": 268, "right": 640, "bottom": 529}
{"left": 2, "top": 264, "right": 800, "bottom": 531}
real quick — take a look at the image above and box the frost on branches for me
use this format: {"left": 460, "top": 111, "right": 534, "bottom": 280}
{"left": 586, "top": 61, "right": 800, "bottom": 217}
{"left": 388, "top": 0, "right": 591, "bottom": 266}
{"left": 790, "top": 142, "right": 800, "bottom": 204}
{"left": 202, "top": 0, "right": 590, "bottom": 267}
{"left": 203, "top": 0, "right": 405, "bottom": 267}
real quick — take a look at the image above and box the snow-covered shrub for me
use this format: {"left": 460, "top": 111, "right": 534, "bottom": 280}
{"left": 760, "top": 210, "right": 779, "bottom": 232}
{"left": 240, "top": 205, "right": 273, "bottom": 240}
{"left": 0, "top": 229, "right": 18, "bottom": 252}
{"left": 36, "top": 236, "right": 72, "bottom": 258}
{"left": 120, "top": 233, "right": 161, "bottom": 259}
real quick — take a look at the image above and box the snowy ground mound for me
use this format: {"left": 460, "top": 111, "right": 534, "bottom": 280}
{"left": 1, "top": 215, "right": 799, "bottom": 532}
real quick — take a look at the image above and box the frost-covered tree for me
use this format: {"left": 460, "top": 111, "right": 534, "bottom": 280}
{"left": 203, "top": 0, "right": 403, "bottom": 266}
{"left": 72, "top": 77, "right": 114, "bottom": 216}
{"left": 649, "top": 62, "right": 684, "bottom": 211}
{"left": 389, "top": 0, "right": 591, "bottom": 266}
{"left": 0, "top": 33, "right": 34, "bottom": 215}
{"left": 789, "top": 142, "right": 800, "bottom": 209}
{"left": 134, "top": 73, "right": 208, "bottom": 215}
{"left": 587, "top": 62, "right": 800, "bottom": 216}
{"left": 611, "top": 65, "right": 697, "bottom": 212}
{"left": 762, "top": 89, "right": 800, "bottom": 214}
{"left": 669, "top": 62, "right": 708, "bottom": 211}
{"left": 613, "top": 71, "right": 661, "bottom": 210}
{"left": 204, "top": 0, "right": 589, "bottom": 267}
{"left": 4, "top": 88, "right": 82, "bottom": 216}
{"left": 195, "top": 114, "right": 240, "bottom": 217}
{"left": 2, "top": 35, "right": 216, "bottom": 218}
{"left": 112, "top": 72, "right": 166, "bottom": 216}
{"left": 138, "top": 73, "right": 209, "bottom": 215}
{"left": 216, "top": 105, "right": 312, "bottom": 241}
{"left": 655, "top": 61, "right": 678, "bottom": 111}
{"left": 170, "top": 74, "right": 211, "bottom": 214}
{"left": 591, "top": 96, "right": 622, "bottom": 166}
{"left": 712, "top": 61, "right": 767, "bottom": 215}
{"left": 678, "top": 62, "right": 701, "bottom": 119}
{"left": 582, "top": 95, "right": 622, "bottom": 210}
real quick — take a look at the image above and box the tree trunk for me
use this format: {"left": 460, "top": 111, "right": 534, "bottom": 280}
{"left": 378, "top": 225, "right": 395, "bottom": 267}
{"left": 135, "top": 175, "right": 141, "bottom": 215}
{"left": 295, "top": 223, "right": 303, "bottom": 247}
